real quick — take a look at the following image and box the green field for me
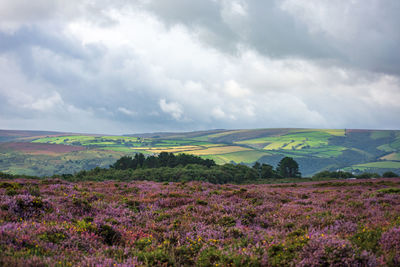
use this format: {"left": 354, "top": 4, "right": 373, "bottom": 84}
{"left": 1, "top": 128, "right": 400, "bottom": 176}
{"left": 236, "top": 131, "right": 335, "bottom": 149}
{"left": 370, "top": 130, "right": 392, "bottom": 139}
{"left": 350, "top": 161, "right": 400, "bottom": 170}
{"left": 200, "top": 150, "right": 270, "bottom": 164}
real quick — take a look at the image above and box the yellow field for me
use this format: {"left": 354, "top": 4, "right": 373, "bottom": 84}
{"left": 319, "top": 129, "right": 345, "bottom": 136}
{"left": 200, "top": 144, "right": 226, "bottom": 147}
{"left": 288, "top": 129, "right": 345, "bottom": 136}
{"left": 133, "top": 146, "right": 201, "bottom": 153}
{"left": 131, "top": 144, "right": 251, "bottom": 155}
{"left": 187, "top": 146, "right": 251, "bottom": 155}
{"left": 380, "top": 152, "right": 400, "bottom": 161}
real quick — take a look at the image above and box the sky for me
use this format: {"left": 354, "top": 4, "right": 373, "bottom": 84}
{"left": 0, "top": 0, "right": 399, "bottom": 134}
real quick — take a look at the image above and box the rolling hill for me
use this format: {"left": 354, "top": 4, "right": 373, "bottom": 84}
{"left": 1, "top": 128, "right": 400, "bottom": 176}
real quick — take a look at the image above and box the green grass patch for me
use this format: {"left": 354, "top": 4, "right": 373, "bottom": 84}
{"left": 200, "top": 150, "right": 269, "bottom": 164}
{"left": 377, "top": 188, "right": 400, "bottom": 194}
{"left": 377, "top": 144, "right": 396, "bottom": 152}
{"left": 371, "top": 131, "right": 392, "bottom": 140}
{"left": 352, "top": 161, "right": 400, "bottom": 170}
{"left": 236, "top": 130, "right": 338, "bottom": 151}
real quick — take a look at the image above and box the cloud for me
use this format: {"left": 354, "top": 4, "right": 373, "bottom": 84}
{"left": 29, "top": 92, "right": 64, "bottom": 111}
{"left": 0, "top": 0, "right": 399, "bottom": 134}
{"left": 118, "top": 107, "right": 137, "bottom": 116}
{"left": 159, "top": 99, "right": 184, "bottom": 120}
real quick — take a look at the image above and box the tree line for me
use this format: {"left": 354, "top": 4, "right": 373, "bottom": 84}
{"left": 110, "top": 152, "right": 216, "bottom": 170}
{"left": 67, "top": 153, "right": 301, "bottom": 184}
{"left": 111, "top": 152, "right": 301, "bottom": 179}
{"left": 1, "top": 152, "right": 398, "bottom": 183}
{"left": 312, "top": 170, "right": 399, "bottom": 179}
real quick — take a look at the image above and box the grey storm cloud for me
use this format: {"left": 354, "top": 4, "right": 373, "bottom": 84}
{"left": 0, "top": 0, "right": 399, "bottom": 134}
{"left": 144, "top": 0, "right": 400, "bottom": 74}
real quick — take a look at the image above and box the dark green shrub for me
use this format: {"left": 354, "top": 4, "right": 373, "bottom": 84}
{"left": 197, "top": 246, "right": 222, "bottom": 267}
{"left": 228, "top": 228, "right": 244, "bottom": 238}
{"left": 241, "top": 210, "right": 257, "bottom": 226}
{"left": 0, "top": 182, "right": 21, "bottom": 189}
{"left": 155, "top": 213, "right": 171, "bottom": 222}
{"left": 137, "top": 248, "right": 173, "bottom": 266}
{"left": 196, "top": 199, "right": 208, "bottom": 206}
{"left": 27, "top": 184, "right": 40, "bottom": 197}
{"left": 125, "top": 200, "right": 141, "bottom": 212}
{"left": 6, "top": 187, "right": 18, "bottom": 196}
{"left": 97, "top": 224, "right": 122, "bottom": 246}
{"left": 221, "top": 253, "right": 261, "bottom": 267}
{"left": 72, "top": 197, "right": 92, "bottom": 213}
{"left": 357, "top": 172, "right": 380, "bottom": 179}
{"left": 174, "top": 246, "right": 196, "bottom": 266}
{"left": 378, "top": 188, "right": 400, "bottom": 194}
{"left": 382, "top": 171, "right": 399, "bottom": 178}
{"left": 350, "top": 227, "right": 382, "bottom": 253}
{"left": 39, "top": 230, "right": 67, "bottom": 244}
{"left": 218, "top": 216, "right": 236, "bottom": 227}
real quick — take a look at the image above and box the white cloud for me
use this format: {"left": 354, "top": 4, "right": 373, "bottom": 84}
{"left": 118, "top": 107, "right": 137, "bottom": 116}
{"left": 212, "top": 107, "right": 226, "bottom": 119}
{"left": 159, "top": 99, "right": 183, "bottom": 120}
{"left": 223, "top": 80, "right": 250, "bottom": 98}
{"left": 29, "top": 92, "right": 64, "bottom": 111}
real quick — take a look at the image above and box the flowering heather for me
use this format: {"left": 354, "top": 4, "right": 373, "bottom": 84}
{"left": 1, "top": 178, "right": 400, "bottom": 266}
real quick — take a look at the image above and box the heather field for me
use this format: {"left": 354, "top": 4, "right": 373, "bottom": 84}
{"left": 1, "top": 178, "right": 400, "bottom": 266}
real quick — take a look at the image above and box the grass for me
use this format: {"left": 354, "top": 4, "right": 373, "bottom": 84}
{"left": 187, "top": 146, "right": 251, "bottom": 156}
{"left": 380, "top": 153, "right": 400, "bottom": 161}
{"left": 378, "top": 144, "right": 396, "bottom": 152}
{"left": 133, "top": 146, "right": 202, "bottom": 153}
{"left": 350, "top": 161, "right": 400, "bottom": 170}
{"left": 264, "top": 146, "right": 345, "bottom": 159}
{"left": 288, "top": 129, "right": 345, "bottom": 136}
{"left": 200, "top": 150, "right": 269, "bottom": 164}
{"left": 377, "top": 187, "right": 400, "bottom": 194}
{"left": 99, "top": 147, "right": 141, "bottom": 153}
{"left": 236, "top": 131, "right": 335, "bottom": 150}
{"left": 391, "top": 138, "right": 400, "bottom": 149}
{"left": 199, "top": 130, "right": 249, "bottom": 139}
{"left": 33, "top": 135, "right": 142, "bottom": 146}
{"left": 370, "top": 131, "right": 392, "bottom": 140}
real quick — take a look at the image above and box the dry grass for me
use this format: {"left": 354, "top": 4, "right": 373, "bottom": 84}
{"left": 188, "top": 146, "right": 251, "bottom": 155}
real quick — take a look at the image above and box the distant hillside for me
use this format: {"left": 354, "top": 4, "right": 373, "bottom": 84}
{"left": 0, "top": 130, "right": 73, "bottom": 143}
{"left": 1, "top": 128, "right": 400, "bottom": 176}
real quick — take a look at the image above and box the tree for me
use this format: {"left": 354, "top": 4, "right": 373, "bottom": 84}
{"left": 261, "top": 163, "right": 276, "bottom": 179}
{"left": 110, "top": 156, "right": 133, "bottom": 170}
{"left": 276, "top": 157, "right": 301, "bottom": 178}
{"left": 252, "top": 162, "right": 262, "bottom": 178}
{"left": 135, "top": 153, "right": 145, "bottom": 168}
{"left": 382, "top": 171, "right": 398, "bottom": 178}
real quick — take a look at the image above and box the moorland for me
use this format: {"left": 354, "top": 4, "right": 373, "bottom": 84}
{"left": 1, "top": 178, "right": 400, "bottom": 266}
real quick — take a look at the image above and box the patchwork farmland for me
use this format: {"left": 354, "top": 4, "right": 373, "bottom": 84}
{"left": 1, "top": 128, "right": 400, "bottom": 176}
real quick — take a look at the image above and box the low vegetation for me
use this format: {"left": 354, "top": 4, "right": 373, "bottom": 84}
{"left": 1, "top": 178, "right": 400, "bottom": 266}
